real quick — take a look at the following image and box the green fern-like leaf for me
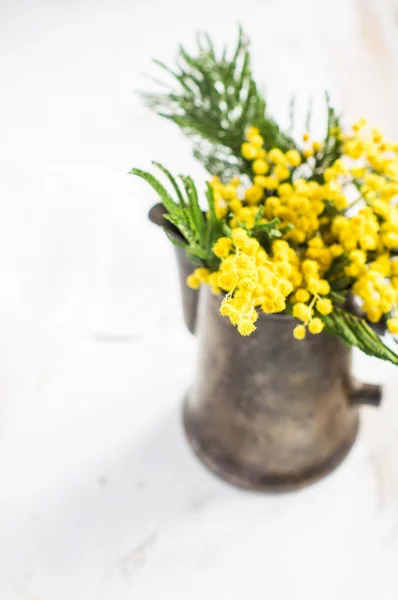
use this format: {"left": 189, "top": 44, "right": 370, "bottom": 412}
{"left": 322, "top": 307, "right": 398, "bottom": 366}
{"left": 130, "top": 167, "right": 194, "bottom": 244}
{"left": 179, "top": 175, "right": 206, "bottom": 246}
{"left": 142, "top": 27, "right": 296, "bottom": 180}
{"left": 312, "top": 92, "right": 344, "bottom": 182}
{"left": 131, "top": 164, "right": 221, "bottom": 269}
{"left": 151, "top": 162, "right": 186, "bottom": 210}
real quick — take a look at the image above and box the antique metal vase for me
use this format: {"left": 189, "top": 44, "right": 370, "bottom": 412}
{"left": 150, "top": 204, "right": 382, "bottom": 492}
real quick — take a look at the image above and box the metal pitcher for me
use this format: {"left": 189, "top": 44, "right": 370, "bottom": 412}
{"left": 150, "top": 204, "right": 382, "bottom": 491}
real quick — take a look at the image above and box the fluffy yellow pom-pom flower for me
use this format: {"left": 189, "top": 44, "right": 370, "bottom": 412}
{"left": 293, "top": 324, "right": 306, "bottom": 340}
{"left": 367, "top": 307, "right": 382, "bottom": 323}
{"left": 259, "top": 176, "right": 279, "bottom": 190}
{"left": 252, "top": 159, "right": 269, "bottom": 175}
{"left": 238, "top": 319, "right": 257, "bottom": 336}
{"left": 302, "top": 260, "right": 319, "bottom": 275}
{"left": 387, "top": 318, "right": 398, "bottom": 334}
{"left": 318, "top": 280, "right": 331, "bottom": 295}
{"left": 312, "top": 141, "right": 323, "bottom": 152}
{"left": 186, "top": 274, "right": 201, "bottom": 289}
{"left": 218, "top": 273, "right": 237, "bottom": 292}
{"left": 187, "top": 268, "right": 209, "bottom": 289}
{"left": 241, "top": 142, "right": 258, "bottom": 160}
{"left": 274, "top": 164, "right": 290, "bottom": 181}
{"left": 308, "top": 318, "right": 324, "bottom": 334}
{"left": 293, "top": 303, "right": 312, "bottom": 322}
{"left": 285, "top": 149, "right": 301, "bottom": 167}
{"left": 316, "top": 298, "right": 333, "bottom": 315}
{"left": 245, "top": 185, "right": 264, "bottom": 204}
{"left": 295, "top": 289, "right": 311, "bottom": 303}
{"left": 231, "top": 227, "right": 249, "bottom": 249}
{"left": 213, "top": 237, "right": 233, "bottom": 258}
{"left": 268, "top": 148, "right": 287, "bottom": 165}
{"left": 195, "top": 268, "right": 210, "bottom": 282}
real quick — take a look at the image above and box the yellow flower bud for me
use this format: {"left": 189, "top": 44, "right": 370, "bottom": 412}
{"left": 366, "top": 307, "right": 382, "bottom": 323}
{"left": 268, "top": 148, "right": 287, "bottom": 165}
{"left": 382, "top": 232, "right": 398, "bottom": 249}
{"left": 318, "top": 280, "right": 331, "bottom": 295}
{"left": 238, "top": 318, "right": 256, "bottom": 336}
{"left": 391, "top": 261, "right": 398, "bottom": 276}
{"left": 278, "top": 280, "right": 294, "bottom": 296}
{"left": 349, "top": 250, "right": 366, "bottom": 265}
{"left": 241, "top": 142, "right": 258, "bottom": 160}
{"left": 273, "top": 164, "right": 290, "bottom": 181}
{"left": 302, "top": 260, "right": 319, "bottom": 275}
{"left": 220, "top": 301, "right": 238, "bottom": 318}
{"left": 273, "top": 294, "right": 287, "bottom": 312}
{"left": 186, "top": 274, "right": 201, "bottom": 290}
{"left": 308, "top": 318, "right": 324, "bottom": 334}
{"left": 259, "top": 176, "right": 279, "bottom": 190}
{"left": 252, "top": 159, "right": 269, "bottom": 175}
{"left": 248, "top": 134, "right": 264, "bottom": 148}
{"left": 240, "top": 277, "right": 256, "bottom": 292}
{"left": 329, "top": 244, "right": 344, "bottom": 258}
{"left": 195, "top": 268, "right": 210, "bottom": 282}
{"left": 293, "top": 324, "right": 306, "bottom": 340}
{"left": 285, "top": 149, "right": 302, "bottom": 167}
{"left": 312, "top": 141, "right": 322, "bottom": 152}
{"left": 235, "top": 254, "right": 253, "bottom": 271}
{"left": 254, "top": 175, "right": 270, "bottom": 188}
{"left": 351, "top": 167, "right": 365, "bottom": 179}
{"left": 307, "top": 277, "right": 322, "bottom": 295}
{"left": 308, "top": 237, "right": 324, "bottom": 249}
{"left": 274, "top": 262, "right": 291, "bottom": 278}
{"left": 316, "top": 298, "right": 333, "bottom": 315}
{"left": 232, "top": 228, "right": 249, "bottom": 249}
{"left": 387, "top": 318, "right": 398, "bottom": 334}
{"left": 360, "top": 235, "right": 377, "bottom": 251}
{"left": 229, "top": 198, "right": 243, "bottom": 214}
{"left": 293, "top": 303, "right": 312, "bottom": 322}
{"left": 246, "top": 126, "right": 260, "bottom": 139}
{"left": 213, "top": 237, "right": 233, "bottom": 258}
{"left": 295, "top": 289, "right": 311, "bottom": 303}
{"left": 218, "top": 273, "right": 237, "bottom": 292}
{"left": 245, "top": 185, "right": 264, "bottom": 204}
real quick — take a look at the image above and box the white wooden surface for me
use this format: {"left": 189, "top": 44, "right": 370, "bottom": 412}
{"left": 1, "top": 1, "right": 398, "bottom": 598}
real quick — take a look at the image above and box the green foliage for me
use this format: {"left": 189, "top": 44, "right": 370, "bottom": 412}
{"left": 251, "top": 217, "right": 283, "bottom": 252}
{"left": 230, "top": 205, "right": 283, "bottom": 251}
{"left": 312, "top": 92, "right": 344, "bottom": 182}
{"left": 325, "top": 252, "right": 351, "bottom": 291}
{"left": 142, "top": 28, "right": 296, "bottom": 181}
{"left": 321, "top": 307, "right": 398, "bottom": 366}
{"left": 133, "top": 34, "right": 398, "bottom": 364}
{"left": 130, "top": 163, "right": 220, "bottom": 269}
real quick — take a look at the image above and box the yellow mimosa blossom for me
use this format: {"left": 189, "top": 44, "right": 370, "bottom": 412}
{"left": 293, "top": 324, "right": 306, "bottom": 339}
{"left": 308, "top": 318, "right": 324, "bottom": 334}
{"left": 180, "top": 118, "right": 398, "bottom": 344}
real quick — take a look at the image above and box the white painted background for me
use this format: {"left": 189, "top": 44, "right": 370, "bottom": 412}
{"left": 1, "top": 0, "right": 398, "bottom": 598}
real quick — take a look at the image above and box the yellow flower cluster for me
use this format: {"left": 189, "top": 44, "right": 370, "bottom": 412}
{"left": 188, "top": 228, "right": 293, "bottom": 335}
{"left": 188, "top": 120, "right": 398, "bottom": 338}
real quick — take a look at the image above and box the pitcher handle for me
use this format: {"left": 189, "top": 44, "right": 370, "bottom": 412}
{"left": 350, "top": 380, "right": 382, "bottom": 407}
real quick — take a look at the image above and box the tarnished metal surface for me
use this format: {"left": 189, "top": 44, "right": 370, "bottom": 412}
{"left": 174, "top": 247, "right": 198, "bottom": 335}
{"left": 184, "top": 287, "right": 364, "bottom": 491}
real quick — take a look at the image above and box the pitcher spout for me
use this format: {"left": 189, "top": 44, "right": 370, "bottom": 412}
{"left": 148, "top": 203, "right": 199, "bottom": 334}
